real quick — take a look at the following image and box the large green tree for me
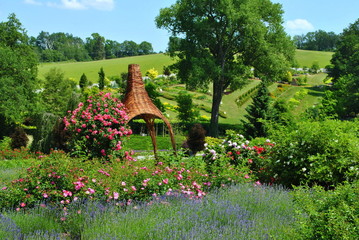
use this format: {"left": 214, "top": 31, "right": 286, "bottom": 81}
{"left": 85, "top": 33, "right": 105, "bottom": 60}
{"left": 327, "top": 19, "right": 359, "bottom": 118}
{"left": 41, "top": 68, "right": 75, "bottom": 116}
{"left": 0, "top": 13, "right": 39, "bottom": 124}
{"left": 156, "top": 0, "right": 295, "bottom": 136}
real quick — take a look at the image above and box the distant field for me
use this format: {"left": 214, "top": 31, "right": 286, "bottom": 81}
{"left": 295, "top": 49, "right": 333, "bottom": 68}
{"left": 38, "top": 54, "right": 175, "bottom": 83}
{"left": 38, "top": 50, "right": 333, "bottom": 83}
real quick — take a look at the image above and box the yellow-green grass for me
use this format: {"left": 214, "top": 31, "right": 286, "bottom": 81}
{"left": 38, "top": 54, "right": 175, "bottom": 83}
{"left": 38, "top": 50, "right": 332, "bottom": 83}
{"left": 295, "top": 49, "right": 333, "bottom": 68}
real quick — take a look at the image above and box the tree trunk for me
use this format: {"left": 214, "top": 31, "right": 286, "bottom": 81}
{"left": 209, "top": 80, "right": 223, "bottom": 137}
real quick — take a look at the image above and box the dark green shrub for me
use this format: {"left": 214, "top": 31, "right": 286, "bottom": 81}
{"left": 176, "top": 92, "right": 199, "bottom": 123}
{"left": 293, "top": 180, "right": 359, "bottom": 239}
{"left": 268, "top": 120, "right": 359, "bottom": 188}
{"left": 185, "top": 123, "right": 206, "bottom": 155}
{"left": 10, "top": 127, "right": 28, "bottom": 149}
{"left": 30, "top": 113, "right": 60, "bottom": 154}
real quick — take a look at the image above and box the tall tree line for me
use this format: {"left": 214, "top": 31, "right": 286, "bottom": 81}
{"left": 30, "top": 31, "right": 154, "bottom": 62}
{"left": 293, "top": 30, "right": 339, "bottom": 51}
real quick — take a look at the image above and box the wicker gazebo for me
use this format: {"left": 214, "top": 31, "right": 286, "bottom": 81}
{"left": 123, "top": 64, "right": 176, "bottom": 156}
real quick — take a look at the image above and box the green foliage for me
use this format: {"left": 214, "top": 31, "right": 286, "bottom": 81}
{"left": 156, "top": 0, "right": 295, "bottom": 137}
{"left": 0, "top": 13, "right": 39, "bottom": 124}
{"left": 202, "top": 130, "right": 274, "bottom": 186}
{"left": 85, "top": 33, "right": 105, "bottom": 60}
{"left": 163, "top": 65, "right": 172, "bottom": 76}
{"left": 293, "top": 30, "right": 339, "bottom": 51}
{"left": 293, "top": 181, "right": 359, "bottom": 239}
{"left": 310, "top": 61, "right": 320, "bottom": 73}
{"left": 145, "top": 82, "right": 165, "bottom": 112}
{"left": 33, "top": 31, "right": 90, "bottom": 62}
{"left": 98, "top": 67, "right": 105, "bottom": 90}
{"left": 79, "top": 73, "right": 88, "bottom": 90}
{"left": 330, "top": 18, "right": 359, "bottom": 80}
{"left": 0, "top": 137, "right": 12, "bottom": 151}
{"left": 10, "top": 127, "right": 28, "bottom": 150}
{"left": 285, "top": 71, "right": 293, "bottom": 82}
{"left": 30, "top": 113, "right": 62, "bottom": 154}
{"left": 242, "top": 81, "right": 270, "bottom": 138}
{"left": 332, "top": 75, "right": 359, "bottom": 118}
{"left": 268, "top": 120, "right": 359, "bottom": 188}
{"left": 40, "top": 68, "right": 76, "bottom": 116}
{"left": 235, "top": 83, "right": 261, "bottom": 107}
{"left": 176, "top": 92, "right": 199, "bottom": 123}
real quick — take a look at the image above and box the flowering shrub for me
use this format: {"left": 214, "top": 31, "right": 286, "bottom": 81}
{"left": 202, "top": 130, "right": 275, "bottom": 185}
{"left": 64, "top": 92, "right": 132, "bottom": 160}
{"left": 0, "top": 147, "right": 35, "bottom": 160}
{"left": 0, "top": 151, "right": 208, "bottom": 209}
{"left": 268, "top": 120, "right": 359, "bottom": 188}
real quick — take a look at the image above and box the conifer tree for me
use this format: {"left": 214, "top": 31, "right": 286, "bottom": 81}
{"left": 79, "top": 73, "right": 88, "bottom": 90}
{"left": 242, "top": 81, "right": 270, "bottom": 138}
{"left": 98, "top": 67, "right": 105, "bottom": 90}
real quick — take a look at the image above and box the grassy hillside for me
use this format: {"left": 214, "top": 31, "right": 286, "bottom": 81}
{"left": 38, "top": 54, "right": 175, "bottom": 83}
{"left": 38, "top": 50, "right": 333, "bottom": 82}
{"left": 295, "top": 49, "right": 333, "bottom": 68}
{"left": 37, "top": 50, "right": 329, "bottom": 125}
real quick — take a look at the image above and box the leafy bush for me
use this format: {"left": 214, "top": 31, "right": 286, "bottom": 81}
{"left": 64, "top": 92, "right": 132, "bottom": 160}
{"left": 184, "top": 123, "right": 206, "bottom": 155}
{"left": 145, "top": 68, "right": 158, "bottom": 80}
{"left": 176, "top": 92, "right": 199, "bottom": 123}
{"left": 202, "top": 130, "right": 274, "bottom": 185}
{"left": 268, "top": 120, "right": 359, "bottom": 188}
{"left": 293, "top": 180, "right": 359, "bottom": 239}
{"left": 10, "top": 127, "right": 28, "bottom": 149}
{"left": 0, "top": 137, "right": 12, "bottom": 151}
{"left": 1, "top": 150, "right": 212, "bottom": 209}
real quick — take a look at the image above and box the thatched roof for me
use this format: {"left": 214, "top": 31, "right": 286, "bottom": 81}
{"left": 123, "top": 64, "right": 176, "bottom": 155}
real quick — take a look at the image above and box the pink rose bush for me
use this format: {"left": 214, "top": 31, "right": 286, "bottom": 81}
{"left": 64, "top": 92, "right": 132, "bottom": 160}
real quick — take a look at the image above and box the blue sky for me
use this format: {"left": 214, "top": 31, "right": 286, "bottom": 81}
{"left": 0, "top": 0, "right": 358, "bottom": 52}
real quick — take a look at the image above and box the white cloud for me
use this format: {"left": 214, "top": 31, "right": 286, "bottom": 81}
{"left": 24, "top": 0, "right": 43, "bottom": 5}
{"left": 82, "top": 0, "right": 114, "bottom": 11}
{"left": 27, "top": 0, "right": 115, "bottom": 11}
{"left": 60, "top": 0, "right": 86, "bottom": 10}
{"left": 285, "top": 19, "right": 315, "bottom": 33}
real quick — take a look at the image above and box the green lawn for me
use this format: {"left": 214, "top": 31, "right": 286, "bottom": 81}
{"left": 38, "top": 50, "right": 333, "bottom": 83}
{"left": 295, "top": 49, "right": 333, "bottom": 68}
{"left": 38, "top": 54, "right": 175, "bottom": 83}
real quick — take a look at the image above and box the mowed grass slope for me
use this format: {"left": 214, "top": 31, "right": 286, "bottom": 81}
{"left": 38, "top": 54, "right": 175, "bottom": 83}
{"left": 295, "top": 49, "right": 333, "bottom": 68}
{"left": 38, "top": 50, "right": 333, "bottom": 82}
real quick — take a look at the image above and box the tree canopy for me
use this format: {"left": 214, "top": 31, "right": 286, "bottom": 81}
{"left": 156, "top": 0, "right": 295, "bottom": 136}
{"left": 0, "top": 13, "right": 39, "bottom": 124}
{"left": 327, "top": 18, "right": 359, "bottom": 118}
{"left": 293, "top": 30, "right": 339, "bottom": 51}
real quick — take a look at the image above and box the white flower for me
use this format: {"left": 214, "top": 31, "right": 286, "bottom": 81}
{"left": 302, "top": 167, "right": 307, "bottom": 172}
{"left": 266, "top": 139, "right": 271, "bottom": 143}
